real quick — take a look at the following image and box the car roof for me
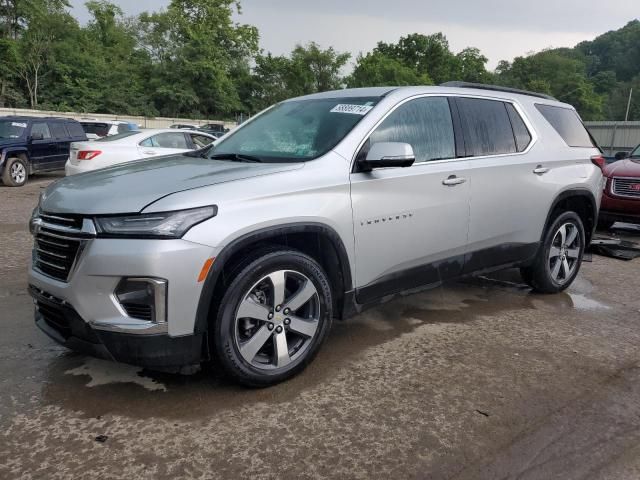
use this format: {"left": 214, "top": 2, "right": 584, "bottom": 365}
{"left": 1, "top": 115, "right": 78, "bottom": 122}
{"left": 289, "top": 85, "right": 574, "bottom": 109}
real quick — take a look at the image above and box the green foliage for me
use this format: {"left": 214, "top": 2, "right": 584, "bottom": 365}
{"left": 0, "top": 1, "right": 638, "bottom": 121}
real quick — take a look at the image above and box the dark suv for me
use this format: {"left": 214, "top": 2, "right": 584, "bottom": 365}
{"left": 0, "top": 116, "right": 87, "bottom": 187}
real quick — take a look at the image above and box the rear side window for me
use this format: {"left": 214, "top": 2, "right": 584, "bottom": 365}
{"left": 66, "top": 121, "right": 85, "bottom": 137}
{"left": 535, "top": 104, "right": 594, "bottom": 148}
{"left": 141, "top": 132, "right": 189, "bottom": 149}
{"left": 31, "top": 122, "right": 51, "bottom": 139}
{"left": 505, "top": 104, "right": 532, "bottom": 152}
{"left": 456, "top": 98, "right": 516, "bottom": 156}
{"left": 49, "top": 122, "right": 68, "bottom": 139}
{"left": 369, "top": 96, "right": 455, "bottom": 163}
{"left": 117, "top": 124, "right": 130, "bottom": 134}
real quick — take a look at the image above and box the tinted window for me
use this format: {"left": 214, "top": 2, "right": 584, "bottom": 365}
{"left": 505, "top": 104, "right": 532, "bottom": 152}
{"left": 142, "top": 132, "right": 189, "bottom": 149}
{"left": 369, "top": 97, "right": 455, "bottom": 163}
{"left": 190, "top": 134, "right": 214, "bottom": 148}
{"left": 66, "top": 121, "right": 85, "bottom": 137}
{"left": 457, "top": 98, "right": 516, "bottom": 156}
{"left": 117, "top": 124, "right": 130, "bottom": 134}
{"left": 49, "top": 122, "right": 68, "bottom": 138}
{"left": 31, "top": 122, "right": 51, "bottom": 139}
{"left": 535, "top": 104, "right": 594, "bottom": 148}
{"left": 81, "top": 122, "right": 110, "bottom": 137}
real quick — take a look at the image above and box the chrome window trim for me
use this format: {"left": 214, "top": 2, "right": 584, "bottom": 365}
{"left": 349, "top": 93, "right": 539, "bottom": 170}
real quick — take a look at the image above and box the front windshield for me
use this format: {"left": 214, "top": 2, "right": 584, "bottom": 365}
{"left": 211, "top": 97, "right": 380, "bottom": 162}
{"left": 631, "top": 145, "right": 640, "bottom": 158}
{"left": 0, "top": 120, "right": 27, "bottom": 139}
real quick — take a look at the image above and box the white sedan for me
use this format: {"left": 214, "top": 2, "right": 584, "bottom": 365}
{"left": 65, "top": 128, "right": 217, "bottom": 176}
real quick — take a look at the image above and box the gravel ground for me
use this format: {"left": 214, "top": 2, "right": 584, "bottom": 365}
{"left": 1, "top": 176, "right": 640, "bottom": 480}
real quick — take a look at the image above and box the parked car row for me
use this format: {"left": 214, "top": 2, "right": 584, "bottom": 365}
{"left": 0, "top": 116, "right": 217, "bottom": 186}
{"left": 170, "top": 122, "right": 230, "bottom": 137}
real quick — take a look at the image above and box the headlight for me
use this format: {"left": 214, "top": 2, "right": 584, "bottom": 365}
{"left": 95, "top": 206, "right": 216, "bottom": 238}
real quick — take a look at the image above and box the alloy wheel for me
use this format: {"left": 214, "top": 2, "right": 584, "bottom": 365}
{"left": 10, "top": 163, "right": 26, "bottom": 184}
{"left": 548, "top": 222, "right": 581, "bottom": 285}
{"left": 234, "top": 269, "right": 320, "bottom": 370}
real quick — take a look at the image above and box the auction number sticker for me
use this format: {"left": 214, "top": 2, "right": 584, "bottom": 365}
{"left": 330, "top": 104, "right": 373, "bottom": 115}
{"left": 11, "top": 122, "right": 27, "bottom": 128}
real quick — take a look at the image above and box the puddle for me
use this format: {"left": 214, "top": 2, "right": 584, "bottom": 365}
{"left": 568, "top": 293, "right": 610, "bottom": 310}
{"left": 65, "top": 358, "right": 167, "bottom": 392}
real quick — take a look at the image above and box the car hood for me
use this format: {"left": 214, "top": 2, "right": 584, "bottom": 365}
{"left": 41, "top": 154, "right": 303, "bottom": 215}
{"left": 0, "top": 137, "right": 24, "bottom": 148}
{"left": 604, "top": 158, "right": 640, "bottom": 178}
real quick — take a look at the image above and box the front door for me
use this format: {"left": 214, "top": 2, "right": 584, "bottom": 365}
{"left": 28, "top": 122, "right": 57, "bottom": 171}
{"left": 350, "top": 96, "right": 471, "bottom": 303}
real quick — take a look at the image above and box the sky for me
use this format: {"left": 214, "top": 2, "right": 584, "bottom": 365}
{"left": 68, "top": 0, "right": 638, "bottom": 70}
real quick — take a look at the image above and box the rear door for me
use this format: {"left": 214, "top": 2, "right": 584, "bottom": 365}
{"left": 138, "top": 132, "right": 192, "bottom": 158}
{"left": 452, "top": 96, "right": 542, "bottom": 273}
{"left": 48, "top": 121, "right": 71, "bottom": 168}
{"left": 28, "top": 122, "right": 56, "bottom": 171}
{"left": 350, "top": 96, "right": 471, "bottom": 302}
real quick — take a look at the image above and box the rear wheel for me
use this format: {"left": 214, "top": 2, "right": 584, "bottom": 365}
{"left": 212, "top": 249, "right": 333, "bottom": 387}
{"left": 2, "top": 157, "right": 28, "bottom": 187}
{"left": 521, "top": 211, "right": 585, "bottom": 293}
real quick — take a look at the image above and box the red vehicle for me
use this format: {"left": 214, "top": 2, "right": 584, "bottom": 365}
{"left": 599, "top": 144, "right": 640, "bottom": 229}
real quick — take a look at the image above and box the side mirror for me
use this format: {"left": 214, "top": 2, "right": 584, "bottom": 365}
{"left": 359, "top": 142, "right": 415, "bottom": 171}
{"left": 29, "top": 133, "right": 44, "bottom": 142}
{"left": 614, "top": 151, "right": 629, "bottom": 160}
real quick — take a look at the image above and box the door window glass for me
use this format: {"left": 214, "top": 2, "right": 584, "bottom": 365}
{"left": 190, "top": 134, "right": 215, "bottom": 148}
{"left": 49, "top": 122, "right": 68, "bottom": 139}
{"left": 31, "top": 123, "right": 51, "bottom": 139}
{"left": 456, "top": 98, "right": 517, "bottom": 156}
{"left": 369, "top": 97, "right": 455, "bottom": 163}
{"left": 141, "top": 132, "right": 189, "bottom": 149}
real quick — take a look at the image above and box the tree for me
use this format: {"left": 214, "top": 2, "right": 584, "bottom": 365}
{"left": 15, "top": 28, "right": 51, "bottom": 107}
{"left": 348, "top": 51, "right": 432, "bottom": 87}
{"left": 289, "top": 42, "right": 350, "bottom": 93}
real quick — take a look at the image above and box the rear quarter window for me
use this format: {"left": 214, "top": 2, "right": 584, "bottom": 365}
{"left": 66, "top": 122, "right": 86, "bottom": 138}
{"left": 535, "top": 104, "right": 594, "bottom": 148}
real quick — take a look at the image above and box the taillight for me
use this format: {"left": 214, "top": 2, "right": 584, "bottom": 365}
{"left": 77, "top": 150, "right": 102, "bottom": 160}
{"left": 591, "top": 155, "right": 606, "bottom": 171}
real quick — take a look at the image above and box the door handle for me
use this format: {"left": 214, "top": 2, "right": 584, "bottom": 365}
{"left": 533, "top": 165, "right": 549, "bottom": 175}
{"left": 442, "top": 175, "right": 467, "bottom": 186}
{"left": 143, "top": 150, "right": 158, "bottom": 155}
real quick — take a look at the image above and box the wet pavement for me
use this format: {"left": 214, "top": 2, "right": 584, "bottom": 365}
{"left": 1, "top": 176, "right": 640, "bottom": 479}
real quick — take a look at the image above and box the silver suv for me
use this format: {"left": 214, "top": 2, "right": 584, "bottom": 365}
{"left": 28, "top": 83, "right": 603, "bottom": 386}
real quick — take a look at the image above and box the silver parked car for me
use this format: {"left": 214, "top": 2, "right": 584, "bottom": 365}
{"left": 28, "top": 83, "right": 604, "bottom": 386}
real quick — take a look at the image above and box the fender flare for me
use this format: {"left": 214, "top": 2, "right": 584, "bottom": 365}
{"left": 0, "top": 148, "right": 30, "bottom": 172}
{"left": 193, "top": 222, "right": 353, "bottom": 336}
{"left": 542, "top": 188, "right": 598, "bottom": 242}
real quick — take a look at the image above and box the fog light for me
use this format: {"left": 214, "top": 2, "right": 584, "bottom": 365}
{"left": 115, "top": 278, "right": 167, "bottom": 323}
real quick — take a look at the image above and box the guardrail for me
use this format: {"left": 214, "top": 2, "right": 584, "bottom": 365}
{"left": 0, "top": 107, "right": 237, "bottom": 130}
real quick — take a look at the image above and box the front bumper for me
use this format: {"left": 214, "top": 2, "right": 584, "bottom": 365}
{"left": 30, "top": 286, "right": 204, "bottom": 368}
{"left": 600, "top": 190, "right": 640, "bottom": 225}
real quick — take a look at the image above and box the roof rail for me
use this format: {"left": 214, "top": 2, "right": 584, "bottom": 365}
{"left": 440, "top": 81, "right": 558, "bottom": 101}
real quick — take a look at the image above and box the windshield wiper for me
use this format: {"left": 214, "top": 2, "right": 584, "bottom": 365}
{"left": 209, "top": 153, "right": 263, "bottom": 163}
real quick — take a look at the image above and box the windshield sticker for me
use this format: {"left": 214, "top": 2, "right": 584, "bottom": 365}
{"left": 330, "top": 104, "right": 374, "bottom": 115}
{"left": 11, "top": 122, "right": 27, "bottom": 128}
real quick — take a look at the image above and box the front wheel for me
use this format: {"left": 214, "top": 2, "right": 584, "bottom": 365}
{"left": 521, "top": 211, "right": 586, "bottom": 294}
{"left": 2, "top": 157, "right": 28, "bottom": 187}
{"left": 212, "top": 249, "right": 333, "bottom": 387}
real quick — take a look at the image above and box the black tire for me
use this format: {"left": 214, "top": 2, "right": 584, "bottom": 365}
{"left": 521, "top": 211, "right": 586, "bottom": 294}
{"left": 1, "top": 157, "right": 28, "bottom": 187}
{"left": 597, "top": 218, "right": 615, "bottom": 231}
{"left": 212, "top": 249, "right": 333, "bottom": 387}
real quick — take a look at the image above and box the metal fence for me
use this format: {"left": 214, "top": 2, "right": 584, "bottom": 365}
{"left": 0, "top": 107, "right": 236, "bottom": 130}
{"left": 585, "top": 121, "right": 640, "bottom": 156}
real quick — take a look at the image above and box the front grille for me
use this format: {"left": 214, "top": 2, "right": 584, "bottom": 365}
{"left": 39, "top": 212, "right": 84, "bottom": 229}
{"left": 121, "top": 303, "right": 153, "bottom": 321}
{"left": 612, "top": 177, "right": 640, "bottom": 198}
{"left": 33, "top": 213, "right": 90, "bottom": 282}
{"left": 30, "top": 288, "right": 72, "bottom": 337}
